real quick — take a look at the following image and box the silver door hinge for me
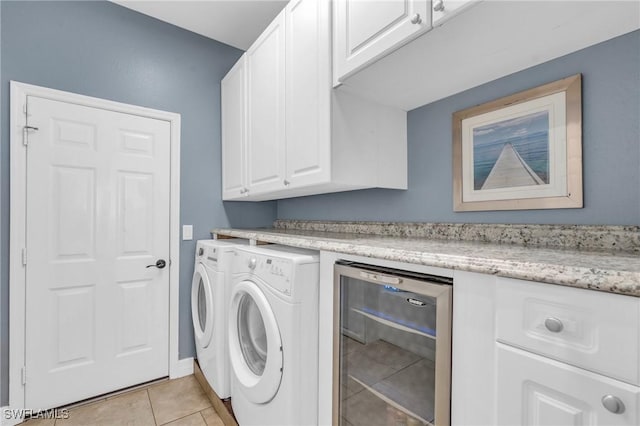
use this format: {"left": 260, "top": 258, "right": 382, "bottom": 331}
{"left": 21, "top": 366, "right": 27, "bottom": 385}
{"left": 22, "top": 248, "right": 27, "bottom": 266}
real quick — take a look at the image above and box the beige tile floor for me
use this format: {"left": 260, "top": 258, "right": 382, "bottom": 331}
{"left": 21, "top": 375, "right": 225, "bottom": 426}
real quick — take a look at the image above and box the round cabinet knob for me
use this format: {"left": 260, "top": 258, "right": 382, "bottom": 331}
{"left": 198, "top": 247, "right": 204, "bottom": 256}
{"left": 410, "top": 13, "right": 422, "bottom": 24}
{"left": 433, "top": 0, "right": 445, "bottom": 12}
{"left": 248, "top": 257, "right": 257, "bottom": 270}
{"left": 602, "top": 395, "right": 625, "bottom": 414}
{"left": 283, "top": 179, "right": 290, "bottom": 186}
{"left": 544, "top": 317, "right": 564, "bottom": 333}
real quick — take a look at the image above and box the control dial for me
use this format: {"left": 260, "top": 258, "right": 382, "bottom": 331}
{"left": 248, "top": 257, "right": 257, "bottom": 270}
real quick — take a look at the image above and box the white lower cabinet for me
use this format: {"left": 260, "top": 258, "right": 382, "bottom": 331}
{"left": 221, "top": 0, "right": 407, "bottom": 202}
{"left": 495, "top": 278, "right": 640, "bottom": 385}
{"left": 497, "top": 343, "right": 639, "bottom": 426}
{"left": 451, "top": 271, "right": 640, "bottom": 426}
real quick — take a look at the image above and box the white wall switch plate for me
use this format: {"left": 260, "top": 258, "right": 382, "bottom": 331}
{"left": 183, "top": 225, "right": 193, "bottom": 241}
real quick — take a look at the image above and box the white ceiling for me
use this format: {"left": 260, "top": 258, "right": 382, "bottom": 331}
{"left": 112, "top": 0, "right": 289, "bottom": 50}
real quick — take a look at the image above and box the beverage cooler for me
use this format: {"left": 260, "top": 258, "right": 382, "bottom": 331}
{"left": 333, "top": 261, "right": 453, "bottom": 426}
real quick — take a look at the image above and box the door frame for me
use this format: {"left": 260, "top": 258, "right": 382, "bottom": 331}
{"left": 8, "top": 81, "right": 185, "bottom": 417}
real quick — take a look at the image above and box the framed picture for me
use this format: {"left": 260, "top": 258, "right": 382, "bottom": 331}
{"left": 453, "top": 74, "right": 582, "bottom": 212}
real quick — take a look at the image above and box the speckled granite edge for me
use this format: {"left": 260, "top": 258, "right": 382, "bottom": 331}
{"left": 273, "top": 220, "right": 640, "bottom": 253}
{"left": 212, "top": 228, "right": 640, "bottom": 297}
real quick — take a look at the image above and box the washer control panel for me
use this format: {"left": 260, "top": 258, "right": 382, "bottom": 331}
{"left": 244, "top": 253, "right": 293, "bottom": 296}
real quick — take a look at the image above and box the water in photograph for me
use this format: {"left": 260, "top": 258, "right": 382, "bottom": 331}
{"left": 473, "top": 110, "right": 549, "bottom": 190}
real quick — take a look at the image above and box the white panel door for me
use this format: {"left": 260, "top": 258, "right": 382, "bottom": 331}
{"left": 222, "top": 54, "right": 248, "bottom": 200}
{"left": 334, "top": 0, "right": 431, "bottom": 83}
{"left": 246, "top": 9, "right": 286, "bottom": 196}
{"left": 285, "top": 0, "right": 332, "bottom": 188}
{"left": 25, "top": 96, "right": 171, "bottom": 409}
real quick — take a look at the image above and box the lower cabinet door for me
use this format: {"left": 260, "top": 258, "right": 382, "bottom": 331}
{"left": 496, "top": 343, "right": 640, "bottom": 426}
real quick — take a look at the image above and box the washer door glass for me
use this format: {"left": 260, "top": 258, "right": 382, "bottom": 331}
{"left": 229, "top": 280, "right": 283, "bottom": 404}
{"left": 197, "top": 279, "right": 207, "bottom": 332}
{"left": 191, "top": 263, "right": 214, "bottom": 348}
{"left": 238, "top": 295, "right": 268, "bottom": 375}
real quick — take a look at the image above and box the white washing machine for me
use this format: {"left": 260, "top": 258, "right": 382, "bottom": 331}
{"left": 191, "top": 239, "right": 247, "bottom": 399}
{"left": 228, "top": 245, "right": 319, "bottom": 426}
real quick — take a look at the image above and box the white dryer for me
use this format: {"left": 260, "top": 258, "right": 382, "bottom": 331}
{"left": 191, "top": 239, "right": 247, "bottom": 399}
{"left": 228, "top": 245, "right": 320, "bottom": 426}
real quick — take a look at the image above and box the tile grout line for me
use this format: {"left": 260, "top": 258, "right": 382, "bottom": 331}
{"left": 30, "top": 376, "right": 210, "bottom": 426}
{"left": 157, "top": 410, "right": 203, "bottom": 426}
{"left": 146, "top": 389, "right": 159, "bottom": 426}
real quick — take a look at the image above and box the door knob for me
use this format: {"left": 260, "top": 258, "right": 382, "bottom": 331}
{"left": 146, "top": 259, "right": 167, "bottom": 269}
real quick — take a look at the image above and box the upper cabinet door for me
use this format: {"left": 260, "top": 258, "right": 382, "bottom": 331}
{"left": 285, "top": 0, "right": 332, "bottom": 188}
{"left": 246, "top": 9, "right": 286, "bottom": 195}
{"left": 333, "top": 0, "right": 432, "bottom": 85}
{"left": 431, "top": 0, "right": 477, "bottom": 27}
{"left": 221, "top": 55, "right": 247, "bottom": 200}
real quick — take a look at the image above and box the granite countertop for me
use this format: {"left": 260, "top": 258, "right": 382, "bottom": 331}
{"left": 211, "top": 227, "right": 640, "bottom": 297}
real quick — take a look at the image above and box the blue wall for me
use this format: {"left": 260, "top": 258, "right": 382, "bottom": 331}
{"left": 278, "top": 30, "right": 640, "bottom": 225}
{"left": 0, "top": 1, "right": 277, "bottom": 404}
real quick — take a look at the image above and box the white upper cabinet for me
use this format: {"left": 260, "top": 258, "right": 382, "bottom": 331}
{"left": 245, "top": 10, "right": 286, "bottom": 195}
{"left": 335, "top": 0, "right": 640, "bottom": 110}
{"left": 431, "top": 0, "right": 476, "bottom": 27}
{"left": 285, "top": 0, "right": 332, "bottom": 189}
{"left": 221, "top": 55, "right": 247, "bottom": 200}
{"left": 333, "top": 0, "right": 432, "bottom": 85}
{"left": 221, "top": 0, "right": 407, "bottom": 202}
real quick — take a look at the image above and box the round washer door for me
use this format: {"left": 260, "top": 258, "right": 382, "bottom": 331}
{"left": 191, "top": 263, "right": 214, "bottom": 348}
{"left": 229, "top": 280, "right": 283, "bottom": 404}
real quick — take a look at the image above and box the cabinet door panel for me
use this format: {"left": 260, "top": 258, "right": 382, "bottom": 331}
{"left": 221, "top": 56, "right": 247, "bottom": 200}
{"left": 334, "top": 0, "right": 431, "bottom": 83}
{"left": 285, "top": 0, "right": 331, "bottom": 187}
{"left": 497, "top": 344, "right": 640, "bottom": 426}
{"left": 246, "top": 10, "right": 286, "bottom": 194}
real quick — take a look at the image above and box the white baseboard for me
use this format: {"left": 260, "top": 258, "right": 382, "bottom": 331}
{"left": 1, "top": 406, "right": 24, "bottom": 426}
{"left": 169, "top": 357, "right": 194, "bottom": 379}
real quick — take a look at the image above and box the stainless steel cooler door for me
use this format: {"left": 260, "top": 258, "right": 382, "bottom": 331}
{"left": 333, "top": 263, "right": 453, "bottom": 426}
